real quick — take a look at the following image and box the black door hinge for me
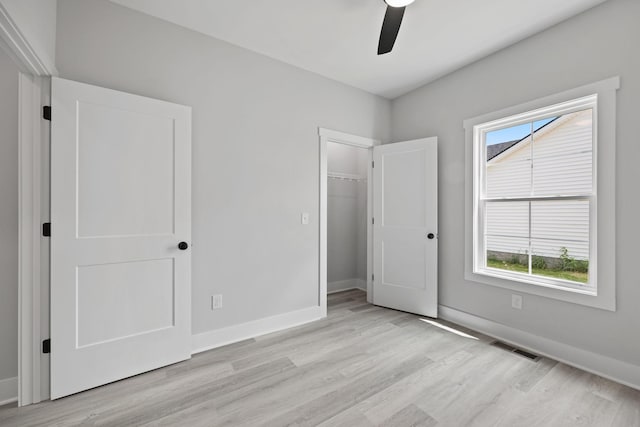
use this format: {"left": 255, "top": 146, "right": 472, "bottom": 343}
{"left": 42, "top": 222, "right": 51, "bottom": 237}
{"left": 43, "top": 106, "right": 51, "bottom": 121}
{"left": 372, "top": 161, "right": 375, "bottom": 168}
{"left": 42, "top": 339, "right": 51, "bottom": 354}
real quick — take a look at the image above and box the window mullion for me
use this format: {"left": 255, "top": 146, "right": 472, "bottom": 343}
{"left": 529, "top": 121, "right": 534, "bottom": 275}
{"left": 481, "top": 195, "right": 592, "bottom": 202}
{"left": 528, "top": 200, "right": 532, "bottom": 276}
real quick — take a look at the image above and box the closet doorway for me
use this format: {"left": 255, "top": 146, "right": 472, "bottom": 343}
{"left": 319, "top": 128, "right": 376, "bottom": 313}
{"left": 327, "top": 142, "right": 369, "bottom": 294}
{"left": 319, "top": 128, "right": 439, "bottom": 318}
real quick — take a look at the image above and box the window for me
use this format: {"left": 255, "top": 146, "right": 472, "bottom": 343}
{"left": 476, "top": 96, "right": 596, "bottom": 292}
{"left": 464, "top": 78, "right": 618, "bottom": 311}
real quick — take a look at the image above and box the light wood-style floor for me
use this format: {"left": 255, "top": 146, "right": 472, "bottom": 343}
{"left": 1, "top": 289, "right": 639, "bottom": 426}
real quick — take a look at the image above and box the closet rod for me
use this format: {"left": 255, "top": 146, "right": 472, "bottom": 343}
{"left": 327, "top": 172, "right": 366, "bottom": 183}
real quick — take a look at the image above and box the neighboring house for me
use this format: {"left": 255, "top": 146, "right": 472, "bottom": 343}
{"left": 486, "top": 109, "right": 592, "bottom": 261}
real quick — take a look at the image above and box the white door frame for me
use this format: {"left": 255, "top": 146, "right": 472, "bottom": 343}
{"left": 319, "top": 128, "right": 379, "bottom": 313}
{"left": 17, "top": 73, "right": 50, "bottom": 407}
{"left": 1, "top": 3, "right": 57, "bottom": 406}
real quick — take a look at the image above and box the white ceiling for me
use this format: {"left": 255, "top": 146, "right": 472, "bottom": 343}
{"left": 110, "top": 0, "right": 607, "bottom": 99}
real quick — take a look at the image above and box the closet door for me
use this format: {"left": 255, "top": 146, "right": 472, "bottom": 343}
{"left": 372, "top": 137, "right": 438, "bottom": 317}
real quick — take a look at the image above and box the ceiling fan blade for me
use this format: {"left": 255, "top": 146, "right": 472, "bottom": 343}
{"left": 378, "top": 5, "right": 405, "bottom": 55}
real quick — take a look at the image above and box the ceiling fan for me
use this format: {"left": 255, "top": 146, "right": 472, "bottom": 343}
{"left": 378, "top": 0, "right": 415, "bottom": 55}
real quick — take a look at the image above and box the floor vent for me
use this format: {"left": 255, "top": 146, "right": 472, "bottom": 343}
{"left": 490, "top": 341, "right": 541, "bottom": 362}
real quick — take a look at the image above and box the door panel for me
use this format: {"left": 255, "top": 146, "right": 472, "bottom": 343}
{"left": 51, "top": 77, "right": 192, "bottom": 399}
{"left": 373, "top": 138, "right": 438, "bottom": 317}
{"left": 381, "top": 150, "right": 426, "bottom": 227}
{"left": 76, "top": 259, "right": 175, "bottom": 348}
{"left": 382, "top": 235, "right": 426, "bottom": 290}
{"left": 77, "top": 101, "right": 176, "bottom": 237}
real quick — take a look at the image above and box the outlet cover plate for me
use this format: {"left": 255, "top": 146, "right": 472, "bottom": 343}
{"left": 211, "top": 294, "right": 223, "bottom": 310}
{"left": 512, "top": 294, "right": 523, "bottom": 310}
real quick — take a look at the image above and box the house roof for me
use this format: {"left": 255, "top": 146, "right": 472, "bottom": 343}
{"left": 487, "top": 116, "right": 560, "bottom": 162}
{"left": 487, "top": 140, "right": 520, "bottom": 160}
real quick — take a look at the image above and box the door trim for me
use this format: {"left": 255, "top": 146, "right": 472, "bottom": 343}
{"left": 318, "top": 128, "right": 378, "bottom": 313}
{"left": 17, "top": 74, "right": 50, "bottom": 406}
{"left": 2, "top": 4, "right": 57, "bottom": 406}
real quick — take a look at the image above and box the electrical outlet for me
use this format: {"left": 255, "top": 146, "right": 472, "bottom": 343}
{"left": 301, "top": 212, "right": 310, "bottom": 225}
{"left": 511, "top": 294, "right": 523, "bottom": 310}
{"left": 211, "top": 294, "right": 223, "bottom": 310}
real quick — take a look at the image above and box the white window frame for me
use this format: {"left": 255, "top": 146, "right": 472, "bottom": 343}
{"left": 464, "top": 77, "right": 619, "bottom": 311}
{"left": 477, "top": 96, "right": 598, "bottom": 292}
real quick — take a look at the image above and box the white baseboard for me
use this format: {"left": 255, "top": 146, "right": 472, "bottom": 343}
{"left": 328, "top": 278, "right": 366, "bottom": 294}
{"left": 191, "top": 306, "right": 324, "bottom": 355}
{"left": 0, "top": 376, "right": 17, "bottom": 406}
{"left": 439, "top": 305, "right": 640, "bottom": 391}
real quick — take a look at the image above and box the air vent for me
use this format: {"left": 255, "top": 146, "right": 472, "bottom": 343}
{"left": 490, "top": 341, "right": 540, "bottom": 362}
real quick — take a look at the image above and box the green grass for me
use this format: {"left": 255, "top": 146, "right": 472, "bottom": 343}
{"left": 487, "top": 259, "right": 588, "bottom": 284}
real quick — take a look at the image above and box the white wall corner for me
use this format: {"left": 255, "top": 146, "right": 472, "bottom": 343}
{"left": 439, "top": 305, "right": 640, "bottom": 391}
{"left": 0, "top": 376, "right": 18, "bottom": 406}
{"left": 191, "top": 306, "right": 323, "bottom": 355}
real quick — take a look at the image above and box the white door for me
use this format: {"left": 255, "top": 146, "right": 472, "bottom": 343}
{"left": 50, "top": 77, "right": 192, "bottom": 399}
{"left": 373, "top": 138, "right": 438, "bottom": 317}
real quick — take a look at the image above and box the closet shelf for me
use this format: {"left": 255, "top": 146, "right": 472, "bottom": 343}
{"left": 327, "top": 172, "right": 367, "bottom": 182}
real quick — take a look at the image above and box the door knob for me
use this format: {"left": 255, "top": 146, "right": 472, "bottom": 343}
{"left": 427, "top": 233, "right": 435, "bottom": 240}
{"left": 178, "top": 241, "right": 189, "bottom": 250}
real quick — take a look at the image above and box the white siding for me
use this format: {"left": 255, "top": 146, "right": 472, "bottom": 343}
{"left": 532, "top": 200, "right": 589, "bottom": 260}
{"left": 532, "top": 109, "right": 592, "bottom": 196}
{"left": 485, "top": 110, "right": 592, "bottom": 260}
{"left": 487, "top": 140, "right": 531, "bottom": 198}
{"left": 486, "top": 202, "right": 529, "bottom": 238}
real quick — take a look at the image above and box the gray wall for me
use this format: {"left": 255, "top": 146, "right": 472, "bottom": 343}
{"left": 327, "top": 142, "right": 368, "bottom": 285}
{"left": 56, "top": 0, "right": 390, "bottom": 334}
{"left": 0, "top": 47, "right": 19, "bottom": 382}
{"left": 391, "top": 0, "right": 640, "bottom": 367}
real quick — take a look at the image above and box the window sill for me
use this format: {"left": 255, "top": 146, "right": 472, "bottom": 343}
{"left": 465, "top": 268, "right": 614, "bottom": 311}
{"left": 479, "top": 267, "right": 595, "bottom": 294}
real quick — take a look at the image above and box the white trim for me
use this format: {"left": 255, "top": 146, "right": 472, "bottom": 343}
{"left": 464, "top": 77, "right": 619, "bottom": 311}
{"left": 4, "top": 0, "right": 57, "bottom": 405}
{"left": 318, "top": 128, "right": 380, "bottom": 148}
{"left": 462, "top": 77, "right": 620, "bottom": 129}
{"left": 319, "top": 134, "right": 328, "bottom": 316}
{"left": 18, "top": 73, "right": 46, "bottom": 407}
{"left": 365, "top": 145, "right": 374, "bottom": 304}
{"left": 327, "top": 279, "right": 367, "bottom": 294}
{"left": 0, "top": 4, "right": 57, "bottom": 76}
{"left": 319, "top": 128, "right": 377, "bottom": 307}
{"left": 439, "top": 305, "right": 640, "bottom": 391}
{"left": 0, "top": 376, "right": 18, "bottom": 406}
{"left": 191, "top": 306, "right": 323, "bottom": 354}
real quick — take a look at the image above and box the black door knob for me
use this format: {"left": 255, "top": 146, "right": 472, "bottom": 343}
{"left": 178, "top": 241, "right": 189, "bottom": 250}
{"left": 427, "top": 233, "right": 435, "bottom": 240}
